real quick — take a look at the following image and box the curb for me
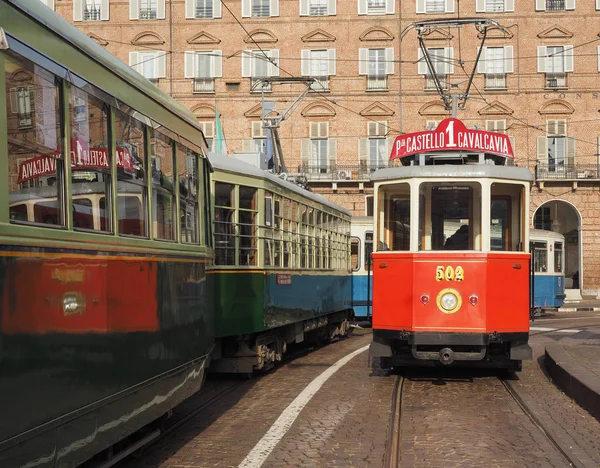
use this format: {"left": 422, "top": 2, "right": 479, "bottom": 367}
{"left": 545, "top": 344, "right": 600, "bottom": 422}
{"left": 558, "top": 307, "right": 600, "bottom": 313}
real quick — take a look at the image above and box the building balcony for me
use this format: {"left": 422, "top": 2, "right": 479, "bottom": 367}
{"left": 309, "top": 76, "right": 330, "bottom": 92}
{"left": 484, "top": 73, "right": 507, "bottom": 90}
{"left": 139, "top": 7, "right": 157, "bottom": 19}
{"left": 309, "top": 5, "right": 327, "bottom": 15}
{"left": 425, "top": 75, "right": 449, "bottom": 91}
{"left": 195, "top": 6, "right": 213, "bottom": 18}
{"left": 546, "top": 72, "right": 567, "bottom": 89}
{"left": 294, "top": 163, "right": 395, "bottom": 182}
{"left": 193, "top": 77, "right": 215, "bottom": 93}
{"left": 367, "top": 75, "right": 387, "bottom": 91}
{"left": 546, "top": 0, "right": 566, "bottom": 10}
{"left": 83, "top": 5, "right": 101, "bottom": 20}
{"left": 535, "top": 163, "right": 600, "bottom": 184}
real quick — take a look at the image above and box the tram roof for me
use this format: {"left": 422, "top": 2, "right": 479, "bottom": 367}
{"left": 371, "top": 163, "right": 533, "bottom": 183}
{"left": 7, "top": 1, "right": 203, "bottom": 134}
{"left": 209, "top": 155, "right": 351, "bottom": 217}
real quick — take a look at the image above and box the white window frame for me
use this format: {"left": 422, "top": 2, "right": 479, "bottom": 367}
{"left": 416, "top": 0, "right": 455, "bottom": 14}
{"left": 300, "top": 0, "right": 336, "bottom": 16}
{"left": 184, "top": 50, "right": 223, "bottom": 79}
{"left": 485, "top": 120, "right": 506, "bottom": 133}
{"left": 130, "top": 0, "right": 166, "bottom": 20}
{"left": 129, "top": 51, "right": 167, "bottom": 79}
{"left": 417, "top": 48, "right": 454, "bottom": 75}
{"left": 358, "top": 48, "right": 394, "bottom": 76}
{"left": 358, "top": 0, "right": 395, "bottom": 15}
{"left": 537, "top": 45, "right": 574, "bottom": 73}
{"left": 185, "top": 0, "right": 222, "bottom": 19}
{"left": 241, "top": 50, "right": 280, "bottom": 78}
{"left": 241, "top": 0, "right": 280, "bottom": 18}
{"left": 74, "top": 0, "right": 110, "bottom": 21}
{"left": 301, "top": 49, "right": 336, "bottom": 77}
{"left": 475, "top": 0, "right": 514, "bottom": 12}
{"left": 10, "top": 86, "right": 33, "bottom": 129}
{"left": 536, "top": 0, "right": 575, "bottom": 11}
{"left": 39, "top": 0, "right": 55, "bottom": 10}
{"left": 477, "top": 46, "right": 514, "bottom": 74}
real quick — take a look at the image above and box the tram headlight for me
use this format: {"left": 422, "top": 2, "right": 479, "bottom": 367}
{"left": 436, "top": 288, "right": 462, "bottom": 314}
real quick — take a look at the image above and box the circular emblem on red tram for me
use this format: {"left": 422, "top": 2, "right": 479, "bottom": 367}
{"left": 436, "top": 288, "right": 462, "bottom": 314}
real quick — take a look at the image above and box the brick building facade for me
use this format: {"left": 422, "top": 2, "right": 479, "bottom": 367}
{"left": 43, "top": 0, "right": 600, "bottom": 297}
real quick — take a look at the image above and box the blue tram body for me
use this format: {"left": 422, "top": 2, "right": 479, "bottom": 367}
{"left": 350, "top": 217, "right": 374, "bottom": 320}
{"left": 530, "top": 229, "right": 566, "bottom": 312}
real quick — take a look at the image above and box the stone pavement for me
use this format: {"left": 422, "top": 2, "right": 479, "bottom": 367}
{"left": 544, "top": 304, "right": 600, "bottom": 422}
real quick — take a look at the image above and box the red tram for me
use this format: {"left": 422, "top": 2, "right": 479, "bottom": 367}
{"left": 369, "top": 118, "right": 533, "bottom": 372}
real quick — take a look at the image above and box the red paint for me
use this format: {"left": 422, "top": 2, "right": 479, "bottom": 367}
{"left": 372, "top": 251, "right": 530, "bottom": 334}
{"left": 389, "top": 118, "right": 514, "bottom": 160}
{"left": 2, "top": 256, "right": 158, "bottom": 334}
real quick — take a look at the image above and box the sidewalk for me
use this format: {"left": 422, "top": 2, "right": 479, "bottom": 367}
{"left": 559, "top": 297, "right": 600, "bottom": 313}
{"left": 543, "top": 314, "right": 600, "bottom": 421}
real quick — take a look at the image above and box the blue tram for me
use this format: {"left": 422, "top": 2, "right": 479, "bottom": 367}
{"left": 350, "top": 217, "right": 374, "bottom": 320}
{"left": 530, "top": 229, "right": 566, "bottom": 313}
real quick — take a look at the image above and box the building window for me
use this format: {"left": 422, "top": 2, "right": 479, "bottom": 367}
{"left": 359, "top": 48, "right": 394, "bottom": 90}
{"left": 485, "top": 120, "right": 506, "bottom": 133}
{"left": 39, "top": 0, "right": 55, "bottom": 10}
{"left": 416, "top": 0, "right": 454, "bottom": 14}
{"left": 300, "top": 122, "right": 336, "bottom": 174}
{"left": 478, "top": 46, "right": 513, "bottom": 90}
{"left": 358, "top": 0, "right": 394, "bottom": 15}
{"left": 9, "top": 87, "right": 33, "bottom": 129}
{"left": 129, "top": 51, "right": 167, "bottom": 82}
{"left": 73, "top": 0, "right": 109, "bottom": 21}
{"left": 185, "top": 51, "right": 222, "bottom": 93}
{"left": 198, "top": 121, "right": 215, "bottom": 151}
{"left": 536, "top": 0, "right": 576, "bottom": 11}
{"left": 130, "top": 0, "right": 165, "bottom": 20}
{"left": 185, "top": 0, "right": 222, "bottom": 18}
{"left": 418, "top": 47, "right": 453, "bottom": 90}
{"left": 303, "top": 0, "right": 333, "bottom": 16}
{"left": 242, "top": 50, "right": 279, "bottom": 92}
{"left": 241, "top": 0, "right": 279, "bottom": 17}
{"left": 365, "top": 195, "right": 374, "bottom": 216}
{"left": 301, "top": 49, "right": 335, "bottom": 92}
{"left": 476, "top": 0, "right": 514, "bottom": 12}
{"left": 359, "top": 122, "right": 393, "bottom": 173}
{"left": 195, "top": 0, "right": 212, "bottom": 17}
{"left": 538, "top": 45, "right": 572, "bottom": 89}
{"left": 536, "top": 120, "right": 576, "bottom": 175}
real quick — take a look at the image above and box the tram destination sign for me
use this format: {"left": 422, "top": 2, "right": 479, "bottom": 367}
{"left": 389, "top": 118, "right": 514, "bottom": 160}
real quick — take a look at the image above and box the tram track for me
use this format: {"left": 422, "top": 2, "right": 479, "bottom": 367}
{"left": 500, "top": 376, "right": 585, "bottom": 468}
{"left": 385, "top": 375, "right": 405, "bottom": 468}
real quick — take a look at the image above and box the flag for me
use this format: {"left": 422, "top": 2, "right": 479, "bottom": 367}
{"left": 214, "top": 106, "right": 227, "bottom": 155}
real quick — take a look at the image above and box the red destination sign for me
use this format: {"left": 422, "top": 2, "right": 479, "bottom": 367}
{"left": 18, "top": 138, "right": 135, "bottom": 183}
{"left": 389, "top": 118, "right": 514, "bottom": 160}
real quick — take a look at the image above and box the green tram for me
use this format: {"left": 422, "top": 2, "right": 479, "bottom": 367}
{"left": 0, "top": 1, "right": 213, "bottom": 466}
{"left": 209, "top": 156, "right": 353, "bottom": 373}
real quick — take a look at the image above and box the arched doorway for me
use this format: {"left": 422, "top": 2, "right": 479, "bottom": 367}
{"left": 533, "top": 200, "right": 582, "bottom": 302}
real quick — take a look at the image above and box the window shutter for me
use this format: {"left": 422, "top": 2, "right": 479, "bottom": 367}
{"left": 477, "top": 47, "right": 485, "bottom": 74}
{"left": 269, "top": 50, "right": 280, "bottom": 77}
{"left": 213, "top": 51, "right": 223, "bottom": 77}
{"left": 565, "top": 0, "right": 575, "bottom": 10}
{"left": 328, "top": 139, "right": 337, "bottom": 164}
{"left": 242, "top": 0, "right": 251, "bottom": 17}
{"left": 101, "top": 0, "right": 110, "bottom": 20}
{"left": 130, "top": 0, "right": 139, "bottom": 19}
{"left": 566, "top": 137, "right": 575, "bottom": 164}
{"left": 328, "top": 0, "right": 336, "bottom": 15}
{"left": 445, "top": 0, "right": 454, "bottom": 13}
{"left": 537, "top": 136, "right": 548, "bottom": 161}
{"left": 547, "top": 120, "right": 556, "bottom": 136}
{"left": 387, "top": 138, "right": 395, "bottom": 158}
{"left": 129, "top": 51, "right": 141, "bottom": 73}
{"left": 597, "top": 0, "right": 600, "bottom": 10}
{"left": 185, "top": 0, "right": 195, "bottom": 18}
{"left": 417, "top": 49, "right": 427, "bottom": 75}
{"left": 301, "top": 139, "right": 311, "bottom": 164}
{"left": 368, "top": 122, "right": 377, "bottom": 137}
{"left": 504, "top": 46, "right": 514, "bottom": 73}
{"left": 557, "top": 120, "right": 566, "bottom": 136}
{"left": 157, "top": 0, "right": 166, "bottom": 19}
{"left": 416, "top": 0, "right": 425, "bottom": 14}
{"left": 74, "top": 0, "right": 83, "bottom": 21}
{"left": 386, "top": 0, "right": 395, "bottom": 14}
{"left": 385, "top": 48, "right": 394, "bottom": 75}
{"left": 564, "top": 45, "right": 574, "bottom": 73}
{"left": 214, "top": 0, "right": 222, "bottom": 17}
{"left": 252, "top": 121, "right": 263, "bottom": 138}
{"left": 358, "top": 138, "right": 369, "bottom": 164}
{"left": 505, "top": 0, "right": 514, "bottom": 11}
{"left": 157, "top": 53, "right": 167, "bottom": 78}
{"left": 9, "top": 88, "right": 18, "bottom": 113}
{"left": 43, "top": 0, "right": 55, "bottom": 10}
{"left": 271, "top": 0, "right": 280, "bottom": 16}
{"left": 537, "top": 46, "right": 546, "bottom": 72}
{"left": 300, "top": 0, "right": 309, "bottom": 15}
{"left": 242, "top": 51, "right": 252, "bottom": 77}
{"left": 536, "top": 0, "right": 545, "bottom": 10}
{"left": 301, "top": 50, "right": 311, "bottom": 76}
{"left": 242, "top": 139, "right": 254, "bottom": 152}
{"left": 359, "top": 48, "right": 368, "bottom": 75}
{"left": 185, "top": 51, "right": 196, "bottom": 78}
{"left": 358, "top": 0, "right": 367, "bottom": 15}
{"left": 597, "top": 136, "right": 600, "bottom": 163}
{"left": 475, "top": 0, "right": 484, "bottom": 12}
{"left": 446, "top": 48, "right": 454, "bottom": 74}
{"left": 328, "top": 49, "right": 336, "bottom": 76}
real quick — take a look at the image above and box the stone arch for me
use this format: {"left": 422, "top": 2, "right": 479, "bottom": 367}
{"left": 538, "top": 100, "right": 575, "bottom": 115}
{"left": 131, "top": 31, "right": 166, "bottom": 46}
{"left": 301, "top": 102, "right": 336, "bottom": 117}
{"left": 359, "top": 27, "right": 394, "bottom": 42}
{"left": 244, "top": 29, "right": 278, "bottom": 44}
{"left": 533, "top": 199, "right": 582, "bottom": 299}
{"left": 9, "top": 69, "right": 33, "bottom": 83}
{"left": 191, "top": 104, "right": 215, "bottom": 119}
{"left": 418, "top": 101, "right": 449, "bottom": 117}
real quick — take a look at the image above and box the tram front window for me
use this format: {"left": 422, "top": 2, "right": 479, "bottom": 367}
{"left": 379, "top": 183, "right": 410, "bottom": 251}
{"left": 419, "top": 183, "right": 482, "bottom": 251}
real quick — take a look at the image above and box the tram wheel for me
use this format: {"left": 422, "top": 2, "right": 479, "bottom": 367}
{"left": 371, "top": 357, "right": 391, "bottom": 377}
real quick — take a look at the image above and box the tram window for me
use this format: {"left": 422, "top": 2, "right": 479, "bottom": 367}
{"left": 149, "top": 127, "right": 175, "bottom": 241}
{"left": 555, "top": 242, "right": 564, "bottom": 273}
{"left": 10, "top": 204, "right": 28, "bottom": 222}
{"left": 273, "top": 196, "right": 282, "bottom": 267}
{"left": 5, "top": 52, "right": 64, "bottom": 227}
{"left": 491, "top": 184, "right": 524, "bottom": 251}
{"left": 491, "top": 198, "right": 510, "bottom": 251}
{"left": 178, "top": 145, "right": 199, "bottom": 244}
{"left": 365, "top": 232, "right": 373, "bottom": 268}
{"left": 531, "top": 242, "right": 548, "bottom": 273}
{"left": 99, "top": 197, "right": 108, "bottom": 231}
{"left": 214, "top": 182, "right": 235, "bottom": 265}
{"left": 72, "top": 198, "right": 94, "bottom": 230}
{"left": 418, "top": 183, "right": 481, "bottom": 251}
{"left": 115, "top": 109, "right": 148, "bottom": 237}
{"left": 351, "top": 237, "right": 360, "bottom": 271}
{"left": 264, "top": 193, "right": 273, "bottom": 267}
{"left": 380, "top": 183, "right": 411, "bottom": 251}
{"left": 70, "top": 84, "right": 111, "bottom": 233}
{"left": 238, "top": 186, "right": 257, "bottom": 266}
